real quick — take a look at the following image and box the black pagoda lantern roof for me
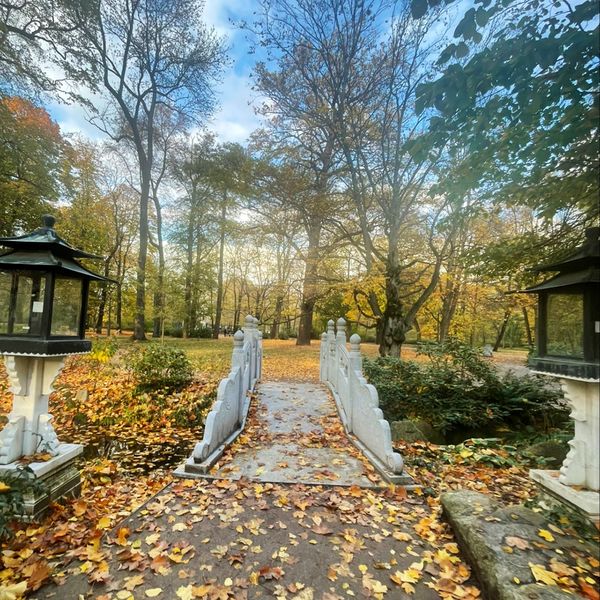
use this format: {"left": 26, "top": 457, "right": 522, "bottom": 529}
{"left": 522, "top": 227, "right": 600, "bottom": 294}
{"left": 0, "top": 214, "right": 107, "bottom": 281}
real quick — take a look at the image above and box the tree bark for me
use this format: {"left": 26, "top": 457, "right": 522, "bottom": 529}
{"left": 439, "top": 273, "right": 461, "bottom": 342}
{"left": 134, "top": 173, "right": 150, "bottom": 341}
{"left": 270, "top": 293, "right": 284, "bottom": 339}
{"left": 493, "top": 309, "right": 512, "bottom": 352}
{"left": 213, "top": 193, "right": 227, "bottom": 339}
{"left": 297, "top": 218, "right": 321, "bottom": 345}
{"left": 522, "top": 306, "right": 533, "bottom": 348}
{"left": 152, "top": 191, "right": 165, "bottom": 338}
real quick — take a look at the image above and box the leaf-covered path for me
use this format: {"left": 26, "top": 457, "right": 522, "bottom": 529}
{"left": 38, "top": 380, "right": 481, "bottom": 599}
{"left": 209, "top": 382, "right": 381, "bottom": 488}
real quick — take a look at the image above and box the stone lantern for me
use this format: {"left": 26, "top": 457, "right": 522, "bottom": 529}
{"left": 522, "top": 226, "right": 599, "bottom": 524}
{"left": 0, "top": 215, "right": 110, "bottom": 517}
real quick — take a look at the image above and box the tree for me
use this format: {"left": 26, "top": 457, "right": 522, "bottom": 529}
{"left": 412, "top": 0, "right": 599, "bottom": 252}
{"left": 251, "top": 0, "right": 464, "bottom": 355}
{"left": 0, "top": 96, "right": 68, "bottom": 236}
{"left": 249, "top": 139, "right": 344, "bottom": 344}
{"left": 61, "top": 0, "right": 227, "bottom": 339}
{"left": 0, "top": 0, "right": 73, "bottom": 96}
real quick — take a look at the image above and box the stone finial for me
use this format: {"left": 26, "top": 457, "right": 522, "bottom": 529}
{"left": 252, "top": 316, "right": 259, "bottom": 325}
{"left": 350, "top": 333, "right": 361, "bottom": 351}
{"left": 233, "top": 329, "right": 244, "bottom": 345}
{"left": 327, "top": 319, "right": 335, "bottom": 330}
{"left": 336, "top": 317, "right": 346, "bottom": 329}
{"left": 245, "top": 315, "right": 255, "bottom": 327}
{"left": 321, "top": 332, "right": 327, "bottom": 342}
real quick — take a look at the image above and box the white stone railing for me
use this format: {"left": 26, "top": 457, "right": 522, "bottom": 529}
{"left": 320, "top": 318, "right": 404, "bottom": 478}
{"left": 184, "top": 315, "right": 262, "bottom": 472}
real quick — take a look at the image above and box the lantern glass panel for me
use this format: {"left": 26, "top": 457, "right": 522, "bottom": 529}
{"left": 0, "top": 271, "right": 46, "bottom": 335}
{"left": 546, "top": 293, "right": 584, "bottom": 358}
{"left": 51, "top": 277, "right": 82, "bottom": 336}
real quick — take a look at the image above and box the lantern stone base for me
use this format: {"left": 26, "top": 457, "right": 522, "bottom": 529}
{"left": 530, "top": 469, "right": 600, "bottom": 527}
{"left": 0, "top": 443, "right": 83, "bottom": 521}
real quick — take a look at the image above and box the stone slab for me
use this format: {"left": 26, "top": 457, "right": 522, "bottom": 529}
{"left": 0, "top": 443, "right": 82, "bottom": 478}
{"left": 441, "top": 490, "right": 597, "bottom": 600}
{"left": 213, "top": 443, "right": 376, "bottom": 487}
{"left": 530, "top": 469, "right": 600, "bottom": 522}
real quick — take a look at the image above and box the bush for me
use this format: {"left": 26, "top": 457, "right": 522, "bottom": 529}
{"left": 191, "top": 325, "right": 213, "bottom": 339}
{"left": 88, "top": 337, "right": 118, "bottom": 364}
{"left": 363, "top": 338, "right": 568, "bottom": 435}
{"left": 0, "top": 467, "right": 43, "bottom": 538}
{"left": 131, "top": 344, "right": 193, "bottom": 394}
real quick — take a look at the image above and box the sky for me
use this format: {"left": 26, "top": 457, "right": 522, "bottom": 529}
{"left": 46, "top": 0, "right": 266, "bottom": 146}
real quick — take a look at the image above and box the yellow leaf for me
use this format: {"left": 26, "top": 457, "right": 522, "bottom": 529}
{"left": 97, "top": 516, "right": 111, "bottom": 530}
{"left": 0, "top": 482, "right": 11, "bottom": 494}
{"left": 538, "top": 529, "right": 555, "bottom": 542}
{"left": 224, "top": 578, "right": 233, "bottom": 587}
{"left": 529, "top": 563, "right": 558, "bottom": 586}
{"left": 176, "top": 584, "right": 193, "bottom": 600}
{"left": 513, "top": 577, "right": 521, "bottom": 584}
{"left": 145, "top": 533, "right": 161, "bottom": 546}
{"left": 359, "top": 564, "right": 368, "bottom": 574}
{"left": 145, "top": 589, "right": 162, "bottom": 598}
{"left": 0, "top": 581, "right": 27, "bottom": 599}
{"left": 459, "top": 449, "right": 474, "bottom": 458}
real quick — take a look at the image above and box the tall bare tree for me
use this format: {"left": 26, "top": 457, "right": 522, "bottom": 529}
{"left": 60, "top": 0, "right": 226, "bottom": 339}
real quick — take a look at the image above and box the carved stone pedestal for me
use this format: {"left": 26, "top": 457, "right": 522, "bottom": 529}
{"left": 530, "top": 376, "right": 599, "bottom": 525}
{"left": 0, "top": 444, "right": 82, "bottom": 520}
{"left": 0, "top": 355, "right": 83, "bottom": 519}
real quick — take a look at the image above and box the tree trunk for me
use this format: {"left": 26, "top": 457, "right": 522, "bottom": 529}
{"left": 297, "top": 219, "right": 321, "bottom": 346}
{"left": 493, "top": 309, "right": 511, "bottom": 352}
{"left": 183, "top": 212, "right": 194, "bottom": 338}
{"left": 134, "top": 174, "right": 150, "bottom": 341}
{"left": 270, "top": 294, "right": 284, "bottom": 339}
{"left": 377, "top": 262, "right": 409, "bottom": 357}
{"left": 116, "top": 280, "right": 123, "bottom": 334}
{"left": 213, "top": 193, "right": 227, "bottom": 339}
{"left": 152, "top": 193, "right": 165, "bottom": 338}
{"left": 522, "top": 306, "right": 533, "bottom": 348}
{"left": 95, "top": 284, "right": 107, "bottom": 334}
{"left": 439, "top": 274, "right": 461, "bottom": 343}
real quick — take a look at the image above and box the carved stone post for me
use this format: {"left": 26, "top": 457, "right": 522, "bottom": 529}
{"left": 320, "top": 332, "right": 328, "bottom": 382}
{"left": 349, "top": 333, "right": 363, "bottom": 373}
{"left": 1, "top": 356, "right": 65, "bottom": 462}
{"left": 530, "top": 375, "right": 599, "bottom": 523}
{"left": 243, "top": 315, "right": 255, "bottom": 383}
{"left": 558, "top": 379, "right": 599, "bottom": 491}
{"left": 253, "top": 317, "right": 261, "bottom": 380}
{"left": 232, "top": 330, "right": 245, "bottom": 419}
{"left": 327, "top": 320, "right": 336, "bottom": 386}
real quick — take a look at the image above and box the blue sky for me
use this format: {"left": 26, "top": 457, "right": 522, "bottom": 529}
{"left": 46, "top": 0, "right": 266, "bottom": 145}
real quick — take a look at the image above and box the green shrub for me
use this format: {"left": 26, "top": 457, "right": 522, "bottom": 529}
{"left": 131, "top": 344, "right": 193, "bottom": 394}
{"left": 363, "top": 338, "right": 568, "bottom": 435}
{"left": 0, "top": 467, "right": 43, "bottom": 538}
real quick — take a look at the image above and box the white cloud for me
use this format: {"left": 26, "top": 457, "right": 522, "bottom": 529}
{"left": 207, "top": 70, "right": 265, "bottom": 144}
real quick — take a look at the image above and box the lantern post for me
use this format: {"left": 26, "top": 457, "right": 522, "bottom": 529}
{"left": 521, "top": 227, "right": 599, "bottom": 525}
{"left": 0, "top": 215, "right": 111, "bottom": 517}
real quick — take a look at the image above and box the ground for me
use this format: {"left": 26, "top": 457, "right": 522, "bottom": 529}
{"left": 0, "top": 338, "right": 597, "bottom": 599}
